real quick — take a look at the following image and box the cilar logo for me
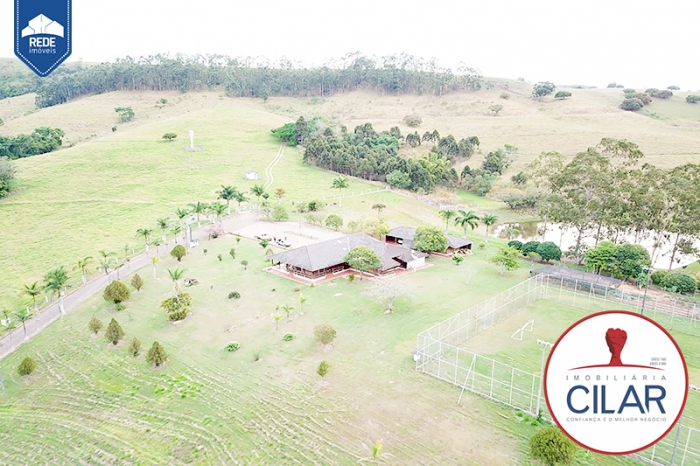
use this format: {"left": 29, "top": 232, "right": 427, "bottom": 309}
{"left": 544, "top": 310, "right": 688, "bottom": 455}
{"left": 14, "top": 0, "right": 72, "bottom": 77}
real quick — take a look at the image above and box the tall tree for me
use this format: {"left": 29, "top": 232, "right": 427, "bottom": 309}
{"left": 22, "top": 282, "right": 42, "bottom": 311}
{"left": 331, "top": 176, "right": 349, "bottom": 206}
{"left": 188, "top": 202, "right": 208, "bottom": 227}
{"left": 454, "top": 210, "right": 479, "bottom": 238}
{"left": 217, "top": 185, "right": 237, "bottom": 215}
{"left": 482, "top": 214, "right": 498, "bottom": 244}
{"left": 344, "top": 246, "right": 382, "bottom": 280}
{"left": 156, "top": 218, "right": 170, "bottom": 243}
{"left": 233, "top": 190, "right": 248, "bottom": 211}
{"left": 438, "top": 209, "right": 456, "bottom": 233}
{"left": 250, "top": 185, "right": 265, "bottom": 207}
{"left": 75, "top": 256, "right": 93, "bottom": 284}
{"left": 167, "top": 267, "right": 187, "bottom": 296}
{"left": 15, "top": 308, "right": 32, "bottom": 340}
{"left": 44, "top": 266, "right": 70, "bottom": 315}
{"left": 151, "top": 256, "right": 160, "bottom": 279}
{"left": 136, "top": 228, "right": 153, "bottom": 252}
{"left": 209, "top": 201, "right": 228, "bottom": 224}
{"left": 372, "top": 203, "right": 386, "bottom": 217}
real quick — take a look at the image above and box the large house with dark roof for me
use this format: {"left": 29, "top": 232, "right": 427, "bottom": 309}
{"left": 269, "top": 233, "right": 428, "bottom": 279}
{"left": 386, "top": 226, "right": 473, "bottom": 254}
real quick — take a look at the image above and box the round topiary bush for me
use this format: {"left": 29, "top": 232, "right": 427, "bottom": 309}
{"left": 228, "top": 291, "right": 241, "bottom": 299}
{"left": 282, "top": 333, "right": 294, "bottom": 342}
{"left": 18, "top": 356, "right": 37, "bottom": 376}
{"left": 650, "top": 270, "right": 668, "bottom": 285}
{"left": 507, "top": 240, "right": 523, "bottom": 251}
{"left": 661, "top": 273, "right": 697, "bottom": 294}
{"left": 225, "top": 342, "right": 241, "bottom": 352}
{"left": 522, "top": 241, "right": 541, "bottom": 256}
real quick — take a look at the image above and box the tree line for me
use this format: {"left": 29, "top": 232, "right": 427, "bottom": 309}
{"left": 528, "top": 139, "right": 700, "bottom": 270}
{"left": 0, "top": 127, "right": 65, "bottom": 159}
{"left": 276, "top": 117, "right": 480, "bottom": 193}
{"left": 26, "top": 53, "right": 482, "bottom": 108}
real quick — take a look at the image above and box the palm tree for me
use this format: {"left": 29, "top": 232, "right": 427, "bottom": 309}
{"left": 136, "top": 228, "right": 153, "bottom": 252}
{"left": 454, "top": 210, "right": 480, "bottom": 238}
{"left": 96, "top": 250, "right": 114, "bottom": 276}
{"left": 22, "top": 282, "right": 42, "bottom": 311}
{"left": 299, "top": 294, "right": 307, "bottom": 316}
{"left": 233, "top": 191, "right": 248, "bottom": 212}
{"left": 44, "top": 266, "right": 70, "bottom": 315}
{"left": 175, "top": 207, "right": 189, "bottom": 227}
{"left": 171, "top": 225, "right": 183, "bottom": 244}
{"left": 75, "top": 256, "right": 93, "bottom": 284}
{"left": 167, "top": 267, "right": 187, "bottom": 296}
{"left": 372, "top": 203, "right": 386, "bottom": 217}
{"left": 156, "top": 218, "right": 171, "bottom": 243}
{"left": 438, "top": 209, "right": 456, "bottom": 233}
{"left": 331, "top": 176, "right": 349, "bottom": 206}
{"left": 209, "top": 201, "right": 227, "bottom": 224}
{"left": 217, "top": 185, "right": 237, "bottom": 215}
{"left": 250, "top": 185, "right": 265, "bottom": 207}
{"left": 280, "top": 304, "right": 294, "bottom": 323}
{"left": 151, "top": 256, "right": 161, "bottom": 279}
{"left": 188, "top": 202, "right": 208, "bottom": 227}
{"left": 272, "top": 314, "right": 282, "bottom": 330}
{"left": 482, "top": 214, "right": 498, "bottom": 244}
{"left": 15, "top": 308, "right": 32, "bottom": 340}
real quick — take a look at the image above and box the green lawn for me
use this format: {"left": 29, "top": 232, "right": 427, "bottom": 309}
{"left": 0, "top": 101, "right": 382, "bottom": 310}
{"left": 0, "top": 232, "right": 644, "bottom": 465}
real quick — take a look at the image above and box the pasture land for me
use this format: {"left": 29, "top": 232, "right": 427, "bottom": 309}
{"left": 2, "top": 86, "right": 699, "bottom": 310}
{"left": 0, "top": 232, "right": 642, "bottom": 465}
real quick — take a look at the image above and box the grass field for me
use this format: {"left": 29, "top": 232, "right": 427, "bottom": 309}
{"left": 2, "top": 85, "right": 700, "bottom": 310}
{"left": 447, "top": 295, "right": 700, "bottom": 464}
{"left": 0, "top": 232, "right": 584, "bottom": 465}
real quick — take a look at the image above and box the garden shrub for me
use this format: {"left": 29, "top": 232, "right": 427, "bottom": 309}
{"left": 228, "top": 291, "right": 241, "bottom": 299}
{"left": 225, "top": 342, "right": 241, "bottom": 352}
{"left": 662, "top": 273, "right": 697, "bottom": 294}
{"left": 283, "top": 333, "right": 294, "bottom": 342}
{"left": 18, "top": 357, "right": 37, "bottom": 376}
{"left": 650, "top": 270, "right": 668, "bottom": 285}
{"left": 507, "top": 240, "right": 523, "bottom": 251}
{"left": 317, "top": 361, "right": 330, "bottom": 377}
{"left": 522, "top": 241, "right": 541, "bottom": 255}
{"left": 314, "top": 325, "right": 337, "bottom": 345}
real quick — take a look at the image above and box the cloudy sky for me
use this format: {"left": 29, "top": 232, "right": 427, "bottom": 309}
{"left": 3, "top": 0, "right": 700, "bottom": 90}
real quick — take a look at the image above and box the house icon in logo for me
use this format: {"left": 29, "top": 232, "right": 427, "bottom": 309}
{"left": 21, "top": 14, "right": 64, "bottom": 38}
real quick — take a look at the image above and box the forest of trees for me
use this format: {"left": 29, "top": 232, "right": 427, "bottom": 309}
{"left": 5, "top": 53, "right": 483, "bottom": 108}
{"left": 276, "top": 117, "right": 480, "bottom": 193}
{"left": 528, "top": 139, "right": 700, "bottom": 270}
{"left": 0, "top": 127, "right": 65, "bottom": 159}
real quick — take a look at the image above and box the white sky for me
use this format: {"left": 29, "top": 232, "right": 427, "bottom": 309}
{"left": 3, "top": 0, "right": 700, "bottom": 90}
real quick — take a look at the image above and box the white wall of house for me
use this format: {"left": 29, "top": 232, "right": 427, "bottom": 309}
{"left": 407, "top": 257, "right": 425, "bottom": 269}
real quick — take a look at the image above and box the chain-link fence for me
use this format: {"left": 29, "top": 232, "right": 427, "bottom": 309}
{"left": 416, "top": 273, "right": 700, "bottom": 465}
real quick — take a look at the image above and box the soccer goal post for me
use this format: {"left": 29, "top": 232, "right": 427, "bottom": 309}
{"left": 510, "top": 319, "right": 534, "bottom": 341}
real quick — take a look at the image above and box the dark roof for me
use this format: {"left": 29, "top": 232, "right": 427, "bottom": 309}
{"left": 270, "top": 233, "right": 427, "bottom": 272}
{"left": 531, "top": 265, "right": 622, "bottom": 287}
{"left": 387, "top": 226, "right": 473, "bottom": 249}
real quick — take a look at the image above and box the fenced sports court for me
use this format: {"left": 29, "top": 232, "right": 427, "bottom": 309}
{"left": 416, "top": 273, "right": 700, "bottom": 465}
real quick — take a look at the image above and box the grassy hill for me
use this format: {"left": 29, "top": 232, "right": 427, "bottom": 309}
{"left": 1, "top": 85, "right": 699, "bottom": 311}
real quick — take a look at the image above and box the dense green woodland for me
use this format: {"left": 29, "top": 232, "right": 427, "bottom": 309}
{"left": 0, "top": 127, "right": 64, "bottom": 159}
{"left": 273, "top": 117, "right": 485, "bottom": 193}
{"left": 527, "top": 140, "right": 700, "bottom": 271}
{"left": 0, "top": 53, "right": 482, "bottom": 108}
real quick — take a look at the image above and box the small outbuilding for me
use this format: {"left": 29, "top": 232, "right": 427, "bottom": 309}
{"left": 386, "top": 226, "right": 473, "bottom": 254}
{"left": 245, "top": 170, "right": 259, "bottom": 180}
